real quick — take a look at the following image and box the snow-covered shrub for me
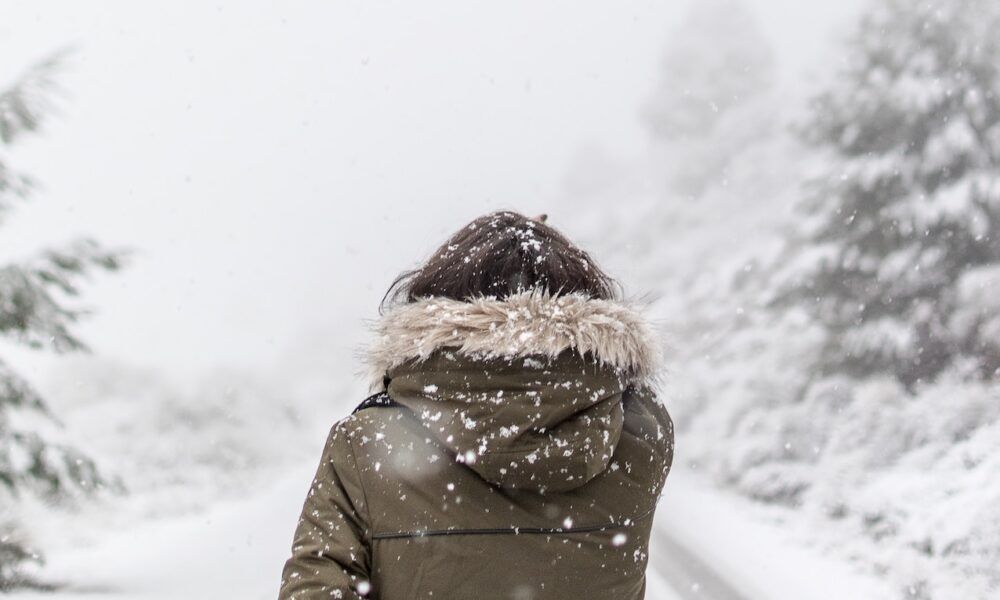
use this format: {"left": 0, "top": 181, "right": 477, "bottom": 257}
{"left": 39, "top": 358, "right": 325, "bottom": 516}
{"left": 668, "top": 282, "right": 1000, "bottom": 596}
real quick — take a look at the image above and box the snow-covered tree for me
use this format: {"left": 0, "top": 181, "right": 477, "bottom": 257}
{"left": 0, "top": 51, "right": 126, "bottom": 589}
{"left": 778, "top": 0, "right": 1000, "bottom": 388}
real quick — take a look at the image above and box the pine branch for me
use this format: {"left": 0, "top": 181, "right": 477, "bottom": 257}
{"left": 0, "top": 50, "right": 70, "bottom": 146}
{"left": 33, "top": 238, "right": 128, "bottom": 296}
{"left": 0, "top": 49, "right": 71, "bottom": 220}
{"left": 0, "top": 526, "right": 52, "bottom": 593}
{"left": 0, "top": 239, "right": 128, "bottom": 353}
{"left": 0, "top": 162, "right": 35, "bottom": 203}
{"left": 0, "top": 359, "right": 50, "bottom": 418}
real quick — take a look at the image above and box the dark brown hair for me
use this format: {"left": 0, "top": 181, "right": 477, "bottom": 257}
{"left": 382, "top": 211, "right": 619, "bottom": 311}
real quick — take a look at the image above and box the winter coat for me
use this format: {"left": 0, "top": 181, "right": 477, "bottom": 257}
{"left": 279, "top": 291, "right": 673, "bottom": 599}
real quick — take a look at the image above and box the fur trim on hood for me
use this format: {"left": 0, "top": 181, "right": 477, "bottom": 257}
{"left": 365, "top": 291, "right": 661, "bottom": 387}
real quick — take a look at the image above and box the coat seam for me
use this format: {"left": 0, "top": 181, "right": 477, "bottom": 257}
{"left": 370, "top": 503, "right": 656, "bottom": 541}
{"left": 344, "top": 425, "right": 375, "bottom": 548}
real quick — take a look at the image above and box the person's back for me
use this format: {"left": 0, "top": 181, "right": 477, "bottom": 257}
{"left": 279, "top": 212, "right": 673, "bottom": 599}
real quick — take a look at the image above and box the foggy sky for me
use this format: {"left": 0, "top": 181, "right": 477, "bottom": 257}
{"left": 0, "top": 0, "right": 863, "bottom": 381}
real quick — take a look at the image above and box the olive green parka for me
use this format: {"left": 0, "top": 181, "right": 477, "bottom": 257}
{"left": 279, "top": 291, "right": 673, "bottom": 599}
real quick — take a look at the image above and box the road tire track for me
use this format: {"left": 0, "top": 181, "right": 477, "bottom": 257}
{"left": 651, "top": 527, "right": 756, "bottom": 600}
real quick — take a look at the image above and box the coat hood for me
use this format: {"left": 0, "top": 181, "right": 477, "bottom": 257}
{"left": 365, "top": 291, "right": 661, "bottom": 493}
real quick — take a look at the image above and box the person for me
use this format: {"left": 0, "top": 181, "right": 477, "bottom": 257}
{"left": 278, "top": 211, "right": 673, "bottom": 599}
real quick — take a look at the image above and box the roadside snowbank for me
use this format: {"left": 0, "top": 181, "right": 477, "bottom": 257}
{"left": 11, "top": 465, "right": 312, "bottom": 600}
{"left": 653, "top": 469, "right": 891, "bottom": 599}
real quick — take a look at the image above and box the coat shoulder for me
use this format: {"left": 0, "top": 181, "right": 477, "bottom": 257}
{"left": 330, "top": 393, "right": 413, "bottom": 446}
{"left": 621, "top": 386, "right": 674, "bottom": 491}
{"left": 623, "top": 387, "right": 673, "bottom": 441}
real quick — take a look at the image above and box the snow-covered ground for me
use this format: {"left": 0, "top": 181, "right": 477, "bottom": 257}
{"left": 13, "top": 466, "right": 311, "bottom": 600}
{"left": 11, "top": 448, "right": 888, "bottom": 600}
{"left": 652, "top": 470, "right": 891, "bottom": 600}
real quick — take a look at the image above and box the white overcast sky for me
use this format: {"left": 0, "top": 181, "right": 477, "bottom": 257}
{"left": 0, "top": 0, "right": 864, "bottom": 380}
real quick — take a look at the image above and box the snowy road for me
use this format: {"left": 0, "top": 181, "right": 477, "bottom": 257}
{"left": 648, "top": 473, "right": 889, "bottom": 600}
{"left": 650, "top": 530, "right": 750, "bottom": 600}
{"left": 14, "top": 469, "right": 886, "bottom": 600}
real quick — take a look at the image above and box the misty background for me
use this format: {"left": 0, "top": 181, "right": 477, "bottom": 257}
{"left": 3, "top": 1, "right": 998, "bottom": 599}
{"left": 0, "top": 0, "right": 858, "bottom": 377}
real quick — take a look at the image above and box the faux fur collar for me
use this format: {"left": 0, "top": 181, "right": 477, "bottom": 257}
{"left": 365, "top": 291, "right": 661, "bottom": 387}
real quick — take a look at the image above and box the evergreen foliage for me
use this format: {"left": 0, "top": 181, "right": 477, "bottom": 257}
{"left": 780, "top": 0, "right": 1000, "bottom": 387}
{"left": 0, "top": 51, "right": 126, "bottom": 590}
